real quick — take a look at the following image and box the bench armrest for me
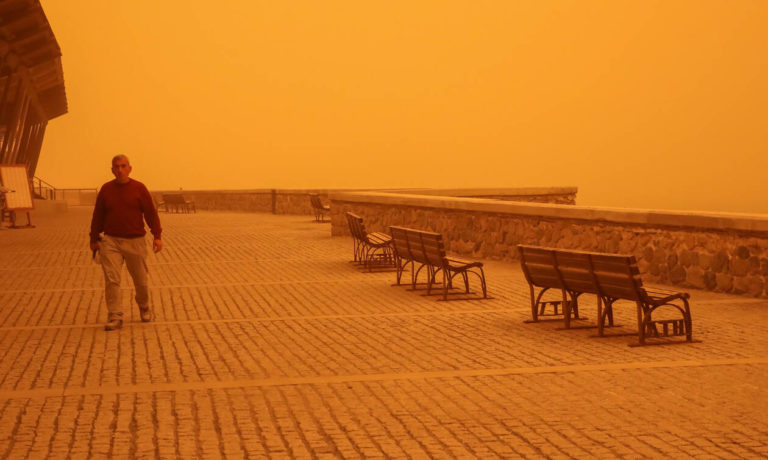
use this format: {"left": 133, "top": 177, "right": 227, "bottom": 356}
{"left": 644, "top": 288, "right": 690, "bottom": 304}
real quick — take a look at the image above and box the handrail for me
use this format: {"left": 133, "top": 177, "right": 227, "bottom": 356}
{"left": 32, "top": 176, "right": 57, "bottom": 200}
{"left": 34, "top": 176, "right": 56, "bottom": 189}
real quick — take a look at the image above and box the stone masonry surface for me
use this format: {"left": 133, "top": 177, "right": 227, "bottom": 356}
{"left": 0, "top": 207, "right": 767, "bottom": 459}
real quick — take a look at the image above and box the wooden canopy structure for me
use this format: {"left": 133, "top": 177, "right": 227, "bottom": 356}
{"left": 0, "top": 0, "right": 67, "bottom": 177}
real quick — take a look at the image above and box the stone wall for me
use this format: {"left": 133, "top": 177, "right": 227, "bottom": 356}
{"left": 471, "top": 194, "right": 575, "bottom": 204}
{"left": 390, "top": 187, "right": 577, "bottom": 205}
{"left": 151, "top": 190, "right": 318, "bottom": 214}
{"left": 151, "top": 187, "right": 577, "bottom": 215}
{"left": 329, "top": 192, "right": 768, "bottom": 298}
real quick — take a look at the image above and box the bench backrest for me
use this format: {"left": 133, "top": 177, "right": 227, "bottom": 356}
{"left": 389, "top": 226, "right": 447, "bottom": 267}
{"left": 163, "top": 194, "right": 187, "bottom": 204}
{"left": 554, "top": 249, "right": 598, "bottom": 295}
{"left": 590, "top": 253, "right": 643, "bottom": 301}
{"left": 518, "top": 245, "right": 563, "bottom": 289}
{"left": 389, "top": 226, "right": 413, "bottom": 261}
{"left": 309, "top": 194, "right": 324, "bottom": 210}
{"left": 518, "top": 244, "right": 645, "bottom": 301}
{"left": 345, "top": 212, "right": 368, "bottom": 242}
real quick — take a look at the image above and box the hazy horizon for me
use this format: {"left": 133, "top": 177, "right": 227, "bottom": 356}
{"left": 36, "top": 0, "right": 768, "bottom": 214}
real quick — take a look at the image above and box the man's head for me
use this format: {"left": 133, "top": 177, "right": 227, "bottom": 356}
{"left": 111, "top": 154, "right": 132, "bottom": 183}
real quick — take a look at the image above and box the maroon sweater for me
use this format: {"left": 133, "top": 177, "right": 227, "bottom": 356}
{"left": 89, "top": 179, "right": 162, "bottom": 243}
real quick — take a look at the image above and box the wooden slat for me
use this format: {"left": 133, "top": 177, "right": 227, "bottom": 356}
{"left": 596, "top": 285, "right": 640, "bottom": 300}
{"left": 422, "top": 247, "right": 445, "bottom": 263}
{"left": 592, "top": 271, "right": 633, "bottom": 285}
{"left": 557, "top": 253, "right": 597, "bottom": 291}
{"left": 525, "top": 263, "right": 562, "bottom": 287}
{"left": 521, "top": 250, "right": 555, "bottom": 264}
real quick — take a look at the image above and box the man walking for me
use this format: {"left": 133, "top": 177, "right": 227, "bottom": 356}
{"left": 90, "top": 155, "right": 162, "bottom": 331}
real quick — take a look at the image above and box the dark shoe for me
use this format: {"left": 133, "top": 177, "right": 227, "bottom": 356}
{"left": 104, "top": 316, "right": 123, "bottom": 331}
{"left": 139, "top": 305, "right": 154, "bottom": 322}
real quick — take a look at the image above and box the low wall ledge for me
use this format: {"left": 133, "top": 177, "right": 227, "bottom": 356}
{"left": 329, "top": 192, "right": 768, "bottom": 234}
{"left": 385, "top": 186, "right": 578, "bottom": 196}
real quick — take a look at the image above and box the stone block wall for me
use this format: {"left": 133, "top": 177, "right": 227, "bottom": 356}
{"left": 152, "top": 190, "right": 274, "bottom": 213}
{"left": 473, "top": 194, "right": 575, "bottom": 204}
{"left": 274, "top": 192, "right": 326, "bottom": 215}
{"left": 390, "top": 187, "right": 577, "bottom": 205}
{"left": 329, "top": 192, "right": 768, "bottom": 298}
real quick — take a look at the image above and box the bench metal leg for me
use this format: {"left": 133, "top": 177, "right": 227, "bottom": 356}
{"left": 527, "top": 286, "right": 568, "bottom": 322}
{"left": 562, "top": 289, "right": 572, "bottom": 329}
{"left": 635, "top": 297, "right": 694, "bottom": 346}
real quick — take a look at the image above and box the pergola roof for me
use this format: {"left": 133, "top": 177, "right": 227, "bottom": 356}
{"left": 0, "top": 0, "right": 67, "bottom": 120}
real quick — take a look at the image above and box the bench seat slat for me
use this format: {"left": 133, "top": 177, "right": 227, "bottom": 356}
{"left": 368, "top": 234, "right": 392, "bottom": 246}
{"left": 445, "top": 257, "right": 483, "bottom": 270}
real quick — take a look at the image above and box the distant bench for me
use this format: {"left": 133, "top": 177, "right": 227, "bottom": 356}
{"left": 518, "top": 245, "right": 694, "bottom": 346}
{"left": 153, "top": 195, "right": 166, "bottom": 213}
{"left": 162, "top": 194, "right": 196, "bottom": 213}
{"left": 389, "top": 225, "right": 487, "bottom": 301}
{"left": 309, "top": 194, "right": 330, "bottom": 222}
{"left": 345, "top": 212, "right": 393, "bottom": 271}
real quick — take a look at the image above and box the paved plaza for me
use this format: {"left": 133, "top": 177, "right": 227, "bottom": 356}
{"left": 1, "top": 207, "right": 767, "bottom": 459}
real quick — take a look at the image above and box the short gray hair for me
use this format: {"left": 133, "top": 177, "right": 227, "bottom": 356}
{"left": 112, "top": 154, "right": 130, "bottom": 165}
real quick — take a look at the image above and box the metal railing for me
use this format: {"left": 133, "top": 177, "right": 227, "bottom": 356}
{"left": 33, "top": 176, "right": 57, "bottom": 200}
{"left": 31, "top": 177, "right": 98, "bottom": 205}
{"left": 58, "top": 188, "right": 98, "bottom": 205}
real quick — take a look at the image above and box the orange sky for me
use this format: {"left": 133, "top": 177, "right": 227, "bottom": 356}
{"left": 36, "top": 1, "right": 768, "bottom": 213}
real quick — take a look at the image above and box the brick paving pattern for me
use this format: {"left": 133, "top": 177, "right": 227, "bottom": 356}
{"left": 1, "top": 208, "right": 767, "bottom": 459}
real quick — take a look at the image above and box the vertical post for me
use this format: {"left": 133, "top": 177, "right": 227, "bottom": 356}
{"left": 16, "top": 115, "right": 35, "bottom": 166}
{"left": 0, "top": 75, "right": 23, "bottom": 162}
{"left": 5, "top": 87, "right": 30, "bottom": 163}
{"left": 26, "top": 121, "right": 47, "bottom": 176}
{"left": 0, "top": 72, "right": 15, "bottom": 127}
{"left": 271, "top": 189, "right": 276, "bottom": 214}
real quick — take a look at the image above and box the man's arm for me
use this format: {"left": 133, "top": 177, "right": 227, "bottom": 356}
{"left": 89, "top": 189, "right": 106, "bottom": 250}
{"left": 139, "top": 185, "right": 163, "bottom": 252}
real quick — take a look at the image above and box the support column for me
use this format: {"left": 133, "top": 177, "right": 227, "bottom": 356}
{"left": 25, "top": 121, "right": 46, "bottom": 176}
{"left": 0, "top": 74, "right": 21, "bottom": 161}
{"left": 17, "top": 117, "right": 40, "bottom": 167}
{"left": 0, "top": 76, "right": 28, "bottom": 163}
{"left": 7, "top": 91, "right": 31, "bottom": 164}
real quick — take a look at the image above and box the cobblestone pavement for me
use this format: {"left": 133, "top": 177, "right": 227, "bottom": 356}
{"left": 1, "top": 208, "right": 767, "bottom": 459}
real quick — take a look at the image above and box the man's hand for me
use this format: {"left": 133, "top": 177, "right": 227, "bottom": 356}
{"left": 90, "top": 241, "right": 100, "bottom": 252}
{"left": 153, "top": 238, "right": 163, "bottom": 253}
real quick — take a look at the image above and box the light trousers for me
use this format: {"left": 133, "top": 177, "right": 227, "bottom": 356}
{"left": 99, "top": 235, "right": 149, "bottom": 316}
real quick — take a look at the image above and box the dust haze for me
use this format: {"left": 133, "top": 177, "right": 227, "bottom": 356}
{"left": 37, "top": 0, "right": 768, "bottom": 214}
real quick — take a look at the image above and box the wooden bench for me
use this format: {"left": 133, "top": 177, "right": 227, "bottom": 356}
{"left": 153, "top": 195, "right": 167, "bottom": 213}
{"left": 515, "top": 245, "right": 586, "bottom": 323}
{"left": 518, "top": 244, "right": 694, "bottom": 346}
{"left": 345, "top": 212, "right": 393, "bottom": 271}
{"left": 389, "top": 225, "right": 487, "bottom": 301}
{"left": 309, "top": 194, "right": 330, "bottom": 222}
{"left": 162, "top": 193, "right": 196, "bottom": 213}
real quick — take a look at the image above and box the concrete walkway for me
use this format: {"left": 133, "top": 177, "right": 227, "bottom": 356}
{"left": 1, "top": 207, "right": 767, "bottom": 459}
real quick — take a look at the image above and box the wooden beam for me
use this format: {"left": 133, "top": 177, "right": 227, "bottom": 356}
{"left": 25, "top": 120, "right": 45, "bottom": 176}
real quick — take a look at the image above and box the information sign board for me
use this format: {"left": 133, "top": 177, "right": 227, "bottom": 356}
{"left": 0, "top": 164, "right": 34, "bottom": 210}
